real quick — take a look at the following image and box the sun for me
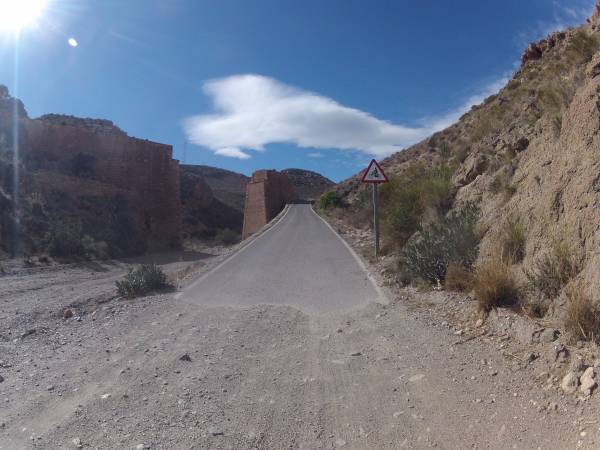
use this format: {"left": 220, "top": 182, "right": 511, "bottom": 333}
{"left": 0, "top": 0, "right": 48, "bottom": 32}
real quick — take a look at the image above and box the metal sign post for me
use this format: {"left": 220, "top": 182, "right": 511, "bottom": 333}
{"left": 372, "top": 183, "right": 380, "bottom": 258}
{"left": 360, "top": 159, "right": 388, "bottom": 259}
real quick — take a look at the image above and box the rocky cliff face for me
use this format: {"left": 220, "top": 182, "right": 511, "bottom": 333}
{"left": 180, "top": 164, "right": 249, "bottom": 212}
{"left": 333, "top": 8, "right": 600, "bottom": 311}
{"left": 281, "top": 168, "right": 334, "bottom": 201}
{"left": 0, "top": 88, "right": 182, "bottom": 257}
{"left": 179, "top": 166, "right": 244, "bottom": 238}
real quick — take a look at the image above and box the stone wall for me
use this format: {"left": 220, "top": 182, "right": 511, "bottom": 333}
{"left": 23, "top": 116, "right": 182, "bottom": 252}
{"left": 242, "top": 170, "right": 296, "bottom": 239}
{"left": 0, "top": 86, "right": 183, "bottom": 257}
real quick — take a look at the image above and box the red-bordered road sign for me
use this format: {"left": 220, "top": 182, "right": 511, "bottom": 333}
{"left": 361, "top": 159, "right": 389, "bottom": 184}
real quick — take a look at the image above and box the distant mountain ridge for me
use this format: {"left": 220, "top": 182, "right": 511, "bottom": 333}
{"left": 281, "top": 168, "right": 334, "bottom": 200}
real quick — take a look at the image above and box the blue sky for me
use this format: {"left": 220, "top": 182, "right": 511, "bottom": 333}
{"left": 0, "top": 0, "right": 595, "bottom": 182}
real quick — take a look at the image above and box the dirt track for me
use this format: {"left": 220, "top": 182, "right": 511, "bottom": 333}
{"left": 1, "top": 246, "right": 598, "bottom": 449}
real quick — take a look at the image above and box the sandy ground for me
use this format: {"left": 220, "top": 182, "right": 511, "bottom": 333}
{"left": 1, "top": 244, "right": 599, "bottom": 449}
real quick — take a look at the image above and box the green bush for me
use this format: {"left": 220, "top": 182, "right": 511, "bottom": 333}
{"left": 116, "top": 264, "right": 169, "bottom": 299}
{"left": 319, "top": 191, "right": 343, "bottom": 209}
{"left": 381, "top": 164, "right": 455, "bottom": 247}
{"left": 215, "top": 228, "right": 240, "bottom": 245}
{"left": 402, "top": 203, "right": 480, "bottom": 283}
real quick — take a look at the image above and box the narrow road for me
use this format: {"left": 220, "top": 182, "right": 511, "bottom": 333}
{"left": 179, "top": 204, "right": 381, "bottom": 314}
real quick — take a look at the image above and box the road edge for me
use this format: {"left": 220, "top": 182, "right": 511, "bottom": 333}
{"left": 309, "top": 205, "right": 389, "bottom": 305}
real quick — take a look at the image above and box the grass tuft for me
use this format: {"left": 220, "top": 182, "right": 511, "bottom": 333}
{"left": 473, "top": 257, "right": 520, "bottom": 313}
{"left": 564, "top": 283, "right": 600, "bottom": 342}
{"left": 500, "top": 216, "right": 526, "bottom": 263}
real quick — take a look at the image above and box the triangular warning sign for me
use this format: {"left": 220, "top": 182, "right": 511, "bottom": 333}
{"left": 361, "top": 159, "right": 389, "bottom": 184}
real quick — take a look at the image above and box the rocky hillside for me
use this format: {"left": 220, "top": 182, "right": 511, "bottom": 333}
{"left": 281, "top": 168, "right": 334, "bottom": 200}
{"left": 179, "top": 166, "right": 243, "bottom": 238}
{"left": 180, "top": 164, "right": 249, "bottom": 212}
{"left": 330, "top": 6, "right": 600, "bottom": 325}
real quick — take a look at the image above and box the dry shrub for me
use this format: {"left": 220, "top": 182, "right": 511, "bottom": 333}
{"left": 564, "top": 283, "right": 600, "bottom": 342}
{"left": 445, "top": 263, "right": 474, "bottom": 292}
{"left": 474, "top": 257, "right": 520, "bottom": 313}
{"left": 116, "top": 264, "right": 170, "bottom": 299}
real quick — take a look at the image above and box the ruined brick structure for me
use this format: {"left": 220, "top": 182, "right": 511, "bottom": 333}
{"left": 25, "top": 116, "right": 182, "bottom": 249}
{"left": 0, "top": 86, "right": 183, "bottom": 256}
{"left": 242, "top": 170, "right": 297, "bottom": 239}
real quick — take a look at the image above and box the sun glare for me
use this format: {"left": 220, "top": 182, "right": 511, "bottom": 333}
{"left": 0, "top": 0, "right": 48, "bottom": 32}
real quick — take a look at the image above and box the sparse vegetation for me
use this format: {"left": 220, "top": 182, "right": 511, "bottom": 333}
{"left": 564, "top": 282, "right": 600, "bottom": 342}
{"left": 566, "top": 29, "right": 600, "bottom": 63}
{"left": 473, "top": 257, "right": 520, "bottom": 313}
{"left": 116, "top": 264, "right": 170, "bottom": 299}
{"left": 402, "top": 203, "right": 480, "bottom": 283}
{"left": 532, "top": 31, "right": 599, "bottom": 139}
{"left": 318, "top": 191, "right": 343, "bottom": 210}
{"left": 500, "top": 216, "right": 526, "bottom": 262}
{"left": 526, "top": 236, "right": 580, "bottom": 299}
{"left": 489, "top": 171, "right": 516, "bottom": 199}
{"left": 214, "top": 228, "right": 240, "bottom": 246}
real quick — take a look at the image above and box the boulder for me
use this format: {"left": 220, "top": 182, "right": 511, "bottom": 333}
{"left": 561, "top": 372, "right": 579, "bottom": 394}
{"left": 579, "top": 367, "right": 597, "bottom": 396}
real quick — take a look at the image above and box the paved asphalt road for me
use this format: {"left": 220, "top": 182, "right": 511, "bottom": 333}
{"left": 179, "top": 204, "right": 381, "bottom": 313}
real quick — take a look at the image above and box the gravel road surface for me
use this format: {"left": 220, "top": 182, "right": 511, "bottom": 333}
{"left": 0, "top": 208, "right": 597, "bottom": 449}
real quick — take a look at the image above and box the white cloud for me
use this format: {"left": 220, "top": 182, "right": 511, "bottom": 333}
{"left": 183, "top": 74, "right": 507, "bottom": 159}
{"left": 214, "top": 147, "right": 250, "bottom": 159}
{"left": 308, "top": 152, "right": 324, "bottom": 158}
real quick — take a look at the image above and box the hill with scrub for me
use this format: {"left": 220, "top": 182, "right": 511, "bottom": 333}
{"left": 323, "top": 4, "right": 600, "bottom": 338}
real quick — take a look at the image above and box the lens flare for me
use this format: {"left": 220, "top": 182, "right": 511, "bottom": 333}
{"left": 0, "top": 0, "right": 48, "bottom": 32}
{"left": 68, "top": 37, "right": 78, "bottom": 47}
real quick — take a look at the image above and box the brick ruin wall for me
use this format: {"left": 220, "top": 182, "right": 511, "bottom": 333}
{"left": 242, "top": 170, "right": 297, "bottom": 239}
{"left": 23, "top": 117, "right": 182, "bottom": 251}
